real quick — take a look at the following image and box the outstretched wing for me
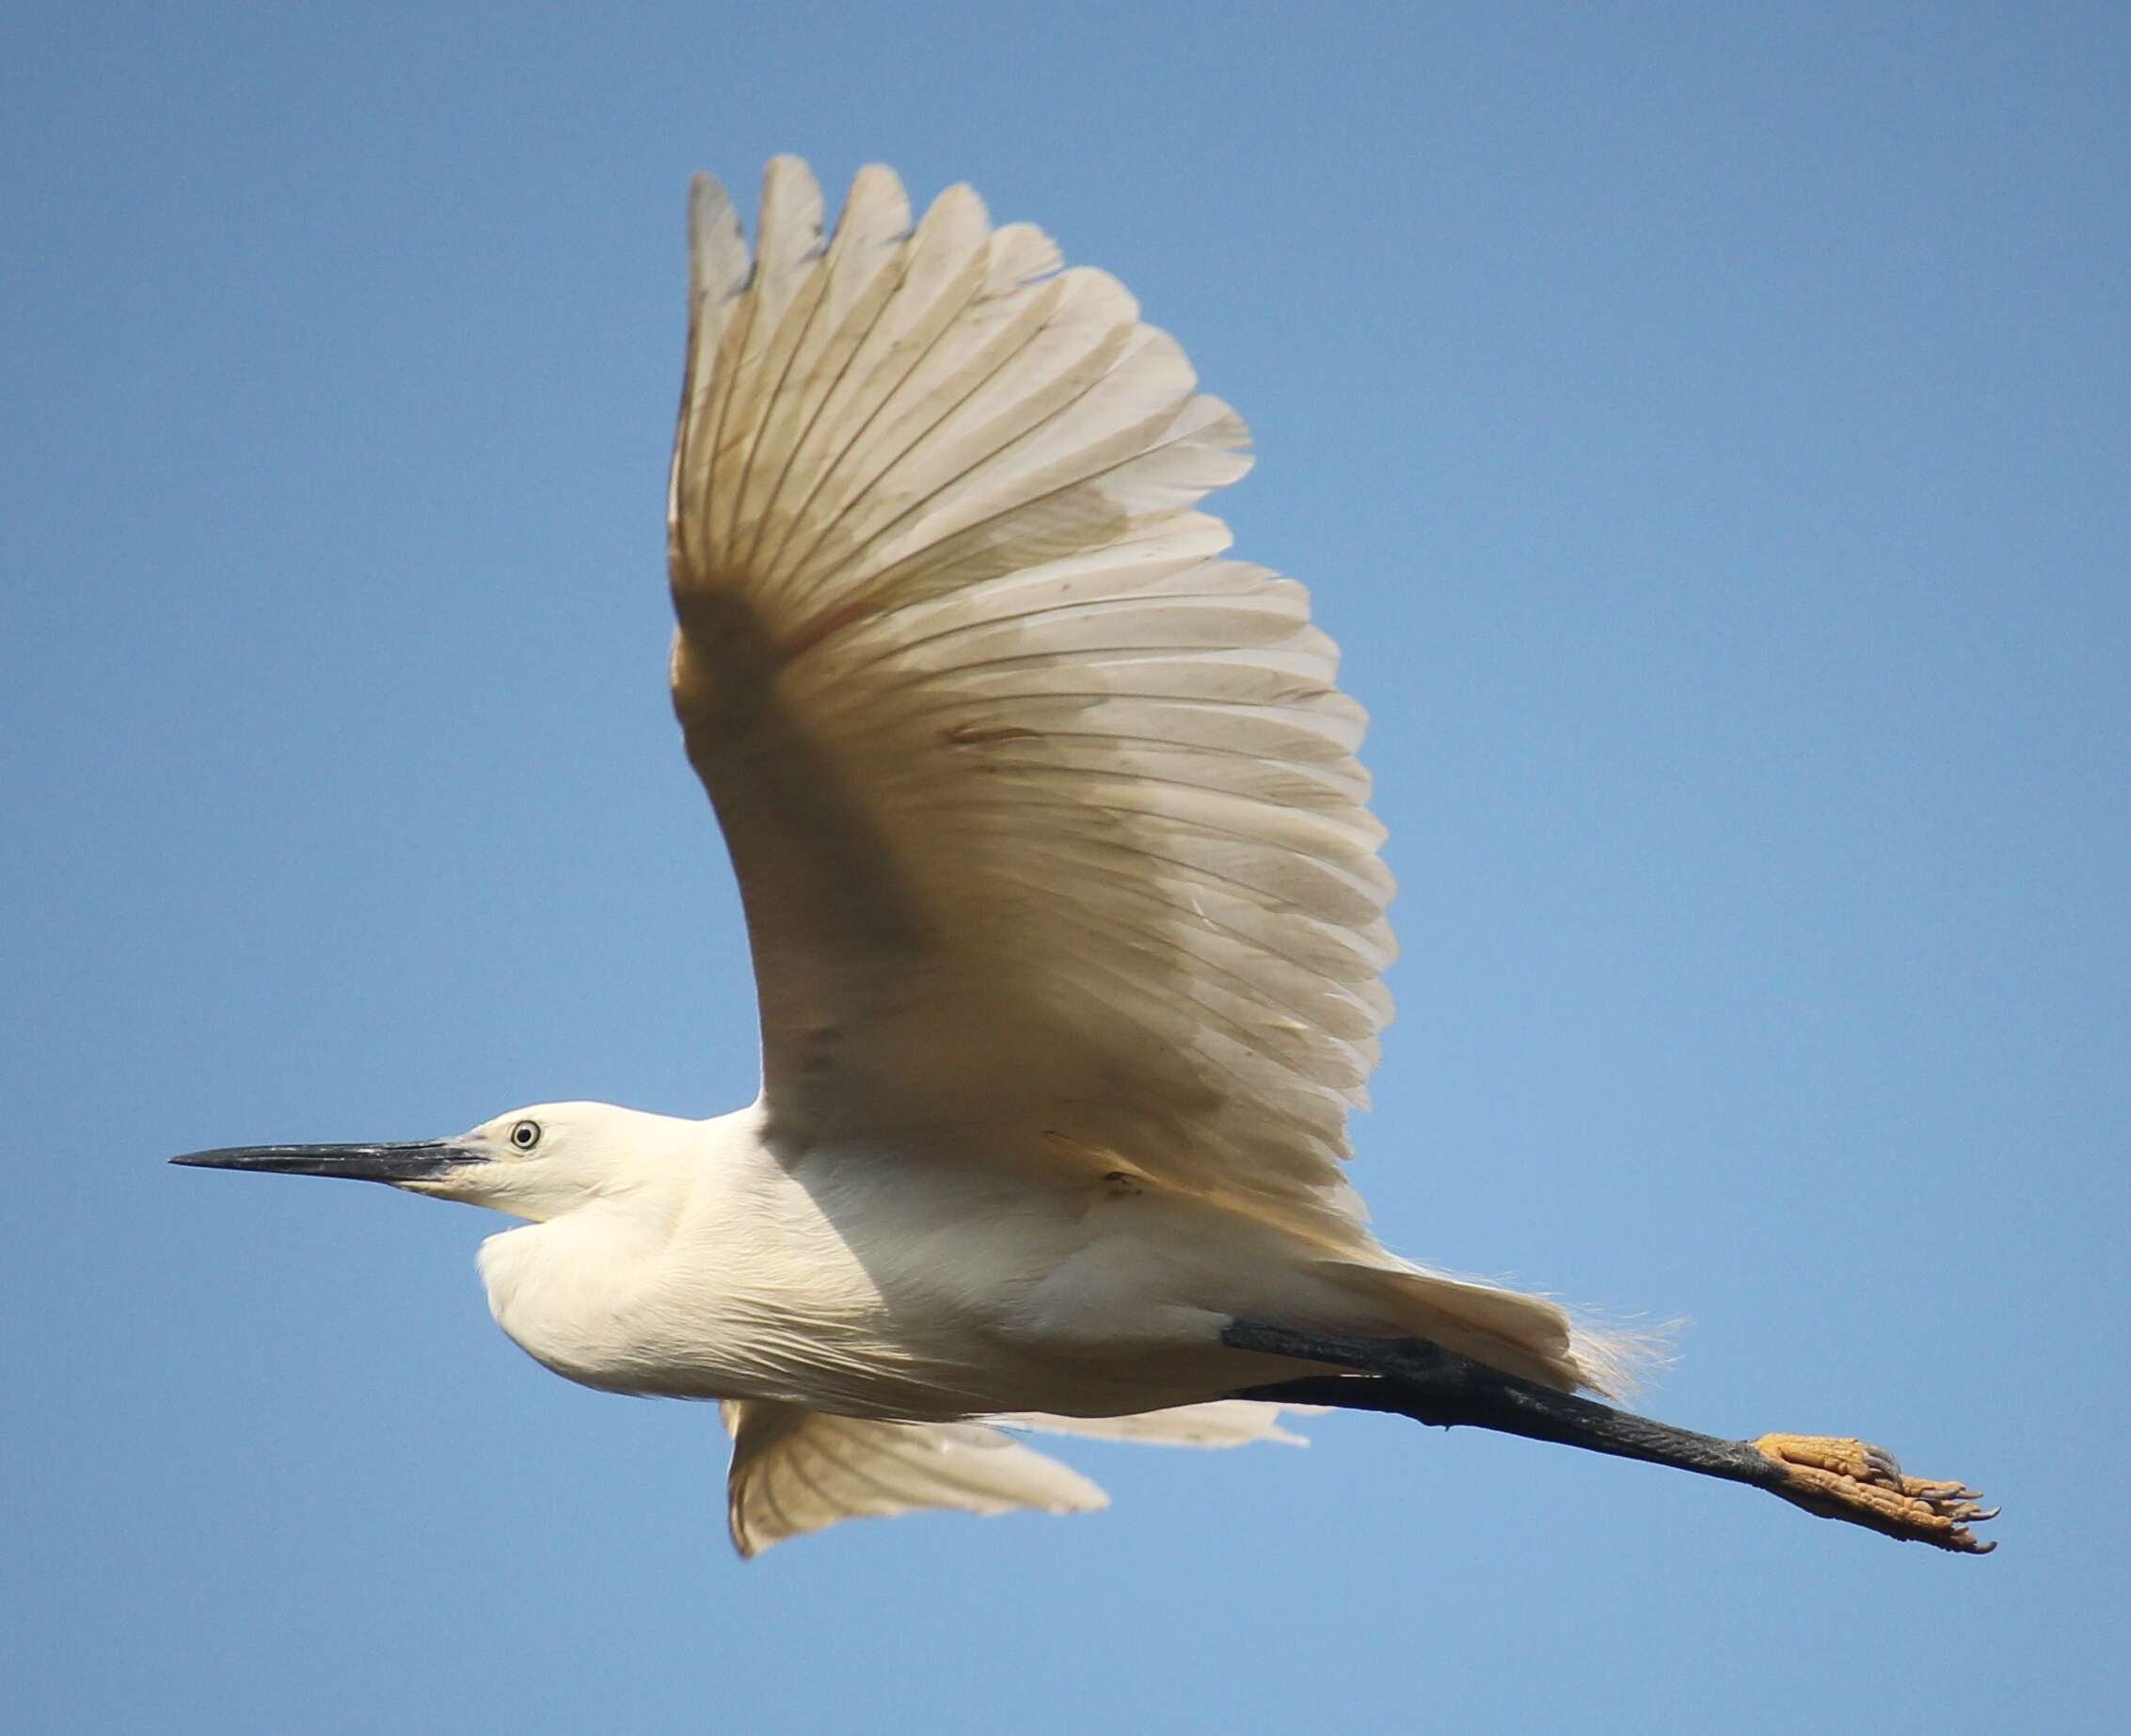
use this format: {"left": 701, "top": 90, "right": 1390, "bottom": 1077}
{"left": 722, "top": 1399, "right": 1312, "bottom": 1556}
{"left": 669, "top": 159, "right": 1394, "bottom": 1250}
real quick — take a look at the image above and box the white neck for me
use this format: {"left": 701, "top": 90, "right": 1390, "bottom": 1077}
{"left": 474, "top": 1109, "right": 724, "bottom": 1394}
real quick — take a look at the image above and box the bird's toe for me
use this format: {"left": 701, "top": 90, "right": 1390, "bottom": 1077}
{"left": 1752, "top": 1433, "right": 1996, "bottom": 1554}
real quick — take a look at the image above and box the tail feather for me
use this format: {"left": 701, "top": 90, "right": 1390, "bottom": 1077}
{"left": 1316, "top": 1259, "right": 1666, "bottom": 1398}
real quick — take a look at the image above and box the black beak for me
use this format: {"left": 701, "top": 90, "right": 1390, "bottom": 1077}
{"left": 169, "top": 1139, "right": 481, "bottom": 1185}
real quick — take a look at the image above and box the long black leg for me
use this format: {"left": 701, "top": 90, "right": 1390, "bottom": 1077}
{"left": 1222, "top": 1319, "right": 1996, "bottom": 1553}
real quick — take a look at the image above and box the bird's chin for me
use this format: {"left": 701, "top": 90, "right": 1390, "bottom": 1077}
{"left": 391, "top": 1171, "right": 493, "bottom": 1205}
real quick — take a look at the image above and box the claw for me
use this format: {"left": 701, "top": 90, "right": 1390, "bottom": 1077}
{"left": 1752, "top": 1433, "right": 1997, "bottom": 1554}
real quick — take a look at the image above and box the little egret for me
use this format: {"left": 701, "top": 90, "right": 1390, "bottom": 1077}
{"left": 177, "top": 157, "right": 1995, "bottom": 1557}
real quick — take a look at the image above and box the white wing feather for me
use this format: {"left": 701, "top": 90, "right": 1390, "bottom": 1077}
{"left": 722, "top": 1400, "right": 1105, "bottom": 1559}
{"left": 668, "top": 159, "right": 1394, "bottom": 1251}
{"left": 722, "top": 1398, "right": 1314, "bottom": 1556}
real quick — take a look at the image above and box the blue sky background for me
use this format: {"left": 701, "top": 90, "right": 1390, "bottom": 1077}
{"left": 7, "top": 3, "right": 2126, "bottom": 1729}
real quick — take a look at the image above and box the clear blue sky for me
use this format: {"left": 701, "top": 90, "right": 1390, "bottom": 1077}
{"left": 6, "top": 3, "right": 2126, "bottom": 1729}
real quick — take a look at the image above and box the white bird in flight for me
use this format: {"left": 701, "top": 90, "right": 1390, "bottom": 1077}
{"left": 177, "top": 157, "right": 1994, "bottom": 1558}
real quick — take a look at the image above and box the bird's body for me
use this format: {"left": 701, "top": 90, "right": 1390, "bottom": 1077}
{"left": 469, "top": 1104, "right": 1578, "bottom": 1423}
{"left": 475, "top": 1105, "right": 1266, "bottom": 1419}
{"left": 176, "top": 156, "right": 1995, "bottom": 1558}
{"left": 471, "top": 1104, "right": 1179, "bottom": 1418}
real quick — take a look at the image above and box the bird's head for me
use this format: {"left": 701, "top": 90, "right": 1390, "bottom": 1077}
{"left": 171, "top": 1101, "right": 680, "bottom": 1222}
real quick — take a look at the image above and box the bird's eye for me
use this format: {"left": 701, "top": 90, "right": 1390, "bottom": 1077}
{"left": 509, "top": 1119, "right": 542, "bottom": 1152}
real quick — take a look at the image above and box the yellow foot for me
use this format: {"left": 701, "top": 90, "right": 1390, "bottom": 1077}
{"left": 1753, "top": 1433, "right": 1997, "bottom": 1554}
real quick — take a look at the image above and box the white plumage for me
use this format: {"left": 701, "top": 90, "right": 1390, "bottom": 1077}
{"left": 722, "top": 1398, "right": 1312, "bottom": 1558}
{"left": 676, "top": 165, "right": 1385, "bottom": 1244}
